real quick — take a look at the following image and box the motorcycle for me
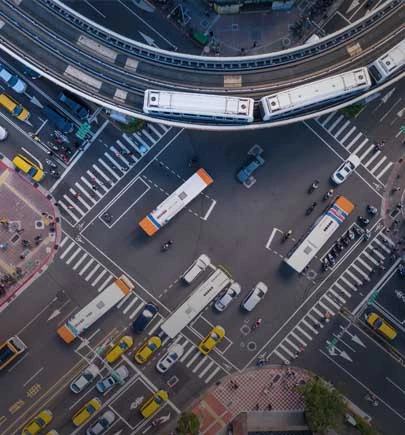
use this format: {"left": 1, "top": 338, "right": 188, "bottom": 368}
{"left": 49, "top": 169, "right": 60, "bottom": 178}
{"left": 367, "top": 205, "right": 378, "bottom": 216}
{"left": 347, "top": 229, "right": 355, "bottom": 240}
{"left": 283, "top": 230, "right": 292, "bottom": 242}
{"left": 358, "top": 216, "right": 370, "bottom": 227}
{"left": 45, "top": 159, "right": 57, "bottom": 169}
{"left": 323, "top": 189, "right": 334, "bottom": 201}
{"left": 161, "top": 240, "right": 173, "bottom": 251}
{"left": 306, "top": 202, "right": 317, "bottom": 215}
{"left": 308, "top": 180, "right": 320, "bottom": 194}
{"left": 353, "top": 226, "right": 364, "bottom": 237}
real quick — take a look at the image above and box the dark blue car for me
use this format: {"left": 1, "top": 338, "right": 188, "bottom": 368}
{"left": 132, "top": 303, "right": 159, "bottom": 333}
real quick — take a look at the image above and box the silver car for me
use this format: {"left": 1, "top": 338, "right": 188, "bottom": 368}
{"left": 70, "top": 364, "right": 99, "bottom": 394}
{"left": 86, "top": 410, "right": 115, "bottom": 435}
{"left": 214, "top": 282, "right": 241, "bottom": 312}
{"left": 96, "top": 365, "right": 129, "bottom": 393}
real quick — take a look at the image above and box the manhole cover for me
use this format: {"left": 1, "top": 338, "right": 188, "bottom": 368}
{"left": 247, "top": 341, "right": 257, "bottom": 351}
{"left": 35, "top": 220, "right": 44, "bottom": 229}
{"left": 240, "top": 325, "right": 250, "bottom": 335}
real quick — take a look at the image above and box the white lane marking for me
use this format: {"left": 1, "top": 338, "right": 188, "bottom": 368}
{"left": 301, "top": 318, "right": 319, "bottom": 334}
{"left": 327, "top": 114, "right": 344, "bottom": 133}
{"left": 66, "top": 247, "right": 82, "bottom": 265}
{"left": 346, "top": 132, "right": 363, "bottom": 150}
{"left": 362, "top": 251, "right": 379, "bottom": 265}
{"left": 205, "top": 365, "right": 221, "bottom": 383}
{"left": 122, "top": 297, "right": 139, "bottom": 314}
{"left": 274, "top": 350, "right": 289, "bottom": 364}
{"left": 369, "top": 156, "right": 387, "bottom": 174}
{"left": 78, "top": 258, "right": 94, "bottom": 276}
{"left": 92, "top": 269, "right": 107, "bottom": 286}
{"left": 73, "top": 253, "right": 88, "bottom": 270}
{"left": 148, "top": 318, "right": 164, "bottom": 335}
{"left": 75, "top": 182, "right": 97, "bottom": 203}
{"left": 278, "top": 343, "right": 294, "bottom": 358}
{"left": 376, "top": 162, "right": 393, "bottom": 179}
{"left": 198, "top": 360, "right": 214, "bottom": 378}
{"left": 60, "top": 236, "right": 69, "bottom": 247}
{"left": 340, "top": 276, "right": 357, "bottom": 291}
{"left": 321, "top": 112, "right": 336, "bottom": 127}
{"left": 294, "top": 325, "right": 312, "bottom": 341}
{"left": 202, "top": 199, "right": 216, "bottom": 220}
{"left": 290, "top": 332, "right": 307, "bottom": 347}
{"left": 345, "top": 269, "right": 363, "bottom": 284}
{"left": 98, "top": 158, "right": 121, "bottom": 180}
{"left": 334, "top": 282, "right": 351, "bottom": 297}
{"left": 356, "top": 257, "right": 373, "bottom": 272}
{"left": 98, "top": 275, "right": 114, "bottom": 292}
{"left": 180, "top": 344, "right": 195, "bottom": 362}
{"left": 335, "top": 120, "right": 351, "bottom": 138}
{"left": 85, "top": 264, "right": 100, "bottom": 281}
{"left": 363, "top": 151, "right": 381, "bottom": 168}
{"left": 192, "top": 356, "right": 208, "bottom": 373}
{"left": 353, "top": 138, "right": 369, "bottom": 154}
{"left": 351, "top": 263, "right": 369, "bottom": 279}
{"left": 312, "top": 306, "right": 324, "bottom": 317}
{"left": 186, "top": 351, "right": 201, "bottom": 368}
{"left": 323, "top": 294, "right": 341, "bottom": 310}
{"left": 129, "top": 304, "right": 144, "bottom": 319}
{"left": 60, "top": 241, "right": 75, "bottom": 259}
{"left": 318, "top": 300, "right": 335, "bottom": 315}
{"left": 23, "top": 367, "right": 44, "bottom": 386}
{"left": 329, "top": 288, "right": 345, "bottom": 303}
{"left": 341, "top": 126, "right": 357, "bottom": 143}
{"left": 386, "top": 377, "right": 405, "bottom": 395}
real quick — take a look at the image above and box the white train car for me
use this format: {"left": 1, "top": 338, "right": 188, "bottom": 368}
{"left": 368, "top": 38, "right": 405, "bottom": 83}
{"left": 260, "top": 67, "right": 371, "bottom": 121}
{"left": 143, "top": 90, "right": 254, "bottom": 123}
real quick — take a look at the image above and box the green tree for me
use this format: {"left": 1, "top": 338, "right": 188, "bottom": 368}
{"left": 176, "top": 411, "right": 200, "bottom": 435}
{"left": 299, "top": 378, "right": 346, "bottom": 433}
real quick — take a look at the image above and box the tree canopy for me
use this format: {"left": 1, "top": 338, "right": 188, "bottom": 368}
{"left": 176, "top": 411, "right": 200, "bottom": 435}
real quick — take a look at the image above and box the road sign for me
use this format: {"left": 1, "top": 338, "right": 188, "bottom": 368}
{"left": 367, "top": 291, "right": 379, "bottom": 304}
{"left": 76, "top": 122, "right": 91, "bottom": 140}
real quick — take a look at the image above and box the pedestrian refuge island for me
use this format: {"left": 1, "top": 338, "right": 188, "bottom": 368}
{"left": 57, "top": 275, "right": 134, "bottom": 343}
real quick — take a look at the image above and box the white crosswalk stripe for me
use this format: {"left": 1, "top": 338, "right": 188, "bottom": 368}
{"left": 316, "top": 114, "right": 392, "bottom": 182}
{"left": 271, "top": 231, "right": 394, "bottom": 364}
{"left": 57, "top": 125, "right": 171, "bottom": 224}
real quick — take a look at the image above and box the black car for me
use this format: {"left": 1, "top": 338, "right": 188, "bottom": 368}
{"left": 132, "top": 303, "right": 159, "bottom": 333}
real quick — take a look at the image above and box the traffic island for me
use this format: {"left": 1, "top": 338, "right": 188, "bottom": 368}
{"left": 0, "top": 157, "right": 61, "bottom": 311}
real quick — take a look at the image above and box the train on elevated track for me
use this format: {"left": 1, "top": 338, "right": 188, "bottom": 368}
{"left": 143, "top": 38, "right": 405, "bottom": 124}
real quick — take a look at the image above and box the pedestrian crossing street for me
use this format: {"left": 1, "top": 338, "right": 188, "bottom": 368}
{"left": 58, "top": 234, "right": 226, "bottom": 383}
{"left": 316, "top": 112, "right": 393, "bottom": 182}
{"left": 271, "top": 230, "right": 396, "bottom": 365}
{"left": 59, "top": 123, "right": 171, "bottom": 225}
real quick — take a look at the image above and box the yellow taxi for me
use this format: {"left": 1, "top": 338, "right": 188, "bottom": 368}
{"left": 105, "top": 335, "right": 134, "bottom": 363}
{"left": 366, "top": 313, "right": 397, "bottom": 340}
{"left": 72, "top": 397, "right": 102, "bottom": 427}
{"left": 12, "top": 154, "right": 44, "bottom": 182}
{"left": 198, "top": 326, "right": 225, "bottom": 355}
{"left": 140, "top": 390, "right": 168, "bottom": 418}
{"left": 134, "top": 336, "right": 161, "bottom": 364}
{"left": 22, "top": 409, "right": 53, "bottom": 435}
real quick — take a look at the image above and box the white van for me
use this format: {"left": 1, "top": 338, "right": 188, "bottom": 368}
{"left": 182, "top": 254, "right": 211, "bottom": 284}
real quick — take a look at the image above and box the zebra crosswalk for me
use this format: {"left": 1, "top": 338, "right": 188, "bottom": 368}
{"left": 58, "top": 123, "right": 171, "bottom": 225}
{"left": 316, "top": 112, "right": 393, "bottom": 182}
{"left": 270, "top": 230, "right": 396, "bottom": 365}
{"left": 58, "top": 233, "right": 226, "bottom": 383}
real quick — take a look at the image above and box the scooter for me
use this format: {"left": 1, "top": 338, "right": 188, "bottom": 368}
{"left": 323, "top": 189, "right": 334, "bottom": 201}
{"left": 367, "top": 205, "right": 378, "bottom": 216}
{"left": 161, "top": 240, "right": 173, "bottom": 251}
{"left": 308, "top": 180, "right": 320, "bottom": 194}
{"left": 347, "top": 229, "right": 355, "bottom": 240}
{"left": 45, "top": 159, "right": 57, "bottom": 169}
{"left": 358, "top": 216, "right": 370, "bottom": 227}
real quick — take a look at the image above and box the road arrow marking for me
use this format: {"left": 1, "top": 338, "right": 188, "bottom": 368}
{"left": 346, "top": 0, "right": 360, "bottom": 14}
{"left": 396, "top": 108, "right": 404, "bottom": 118}
{"left": 47, "top": 309, "right": 61, "bottom": 321}
{"left": 139, "top": 32, "right": 158, "bottom": 48}
{"left": 339, "top": 350, "right": 353, "bottom": 362}
{"left": 351, "top": 334, "right": 366, "bottom": 348}
{"left": 381, "top": 88, "right": 396, "bottom": 104}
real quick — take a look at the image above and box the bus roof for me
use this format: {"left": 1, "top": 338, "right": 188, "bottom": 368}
{"left": 139, "top": 169, "right": 213, "bottom": 236}
{"left": 160, "top": 268, "right": 232, "bottom": 338}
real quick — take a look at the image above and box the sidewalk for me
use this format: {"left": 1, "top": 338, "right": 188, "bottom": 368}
{"left": 0, "top": 158, "right": 61, "bottom": 311}
{"left": 190, "top": 365, "right": 311, "bottom": 435}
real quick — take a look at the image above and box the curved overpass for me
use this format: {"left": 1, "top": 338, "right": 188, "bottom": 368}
{"left": 0, "top": 0, "right": 403, "bottom": 130}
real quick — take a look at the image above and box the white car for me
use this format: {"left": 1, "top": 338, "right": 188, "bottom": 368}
{"left": 331, "top": 154, "right": 361, "bottom": 184}
{"left": 182, "top": 254, "right": 211, "bottom": 284}
{"left": 241, "top": 282, "right": 268, "bottom": 312}
{"left": 214, "top": 282, "right": 241, "bottom": 312}
{"left": 70, "top": 364, "right": 99, "bottom": 394}
{"left": 156, "top": 344, "right": 184, "bottom": 373}
{"left": 0, "top": 65, "right": 27, "bottom": 93}
{"left": 86, "top": 410, "right": 115, "bottom": 435}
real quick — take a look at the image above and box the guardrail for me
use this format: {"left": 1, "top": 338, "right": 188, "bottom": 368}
{"left": 37, "top": 0, "right": 401, "bottom": 71}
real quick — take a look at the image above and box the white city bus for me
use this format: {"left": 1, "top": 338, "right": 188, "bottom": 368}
{"left": 160, "top": 266, "right": 232, "bottom": 339}
{"left": 368, "top": 38, "right": 405, "bottom": 83}
{"left": 139, "top": 168, "right": 213, "bottom": 236}
{"left": 57, "top": 275, "right": 134, "bottom": 343}
{"left": 284, "top": 196, "right": 355, "bottom": 273}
